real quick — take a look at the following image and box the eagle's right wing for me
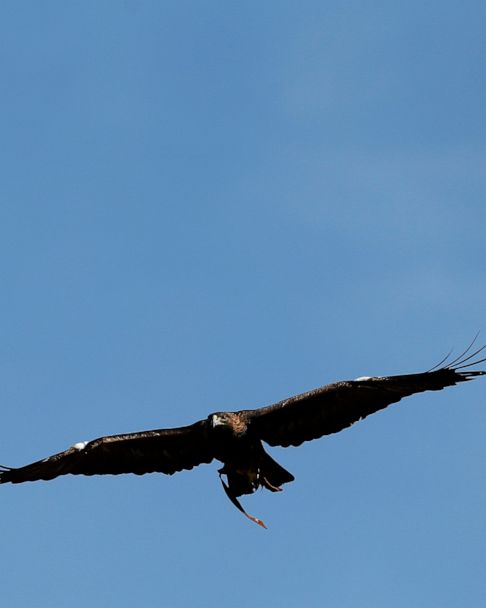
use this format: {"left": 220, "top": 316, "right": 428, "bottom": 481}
{"left": 0, "top": 420, "right": 214, "bottom": 484}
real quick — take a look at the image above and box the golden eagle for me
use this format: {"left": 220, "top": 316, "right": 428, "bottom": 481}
{"left": 1, "top": 344, "right": 484, "bottom": 528}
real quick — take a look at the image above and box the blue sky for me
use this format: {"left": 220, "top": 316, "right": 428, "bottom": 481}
{"left": 1, "top": 2, "right": 485, "bottom": 606}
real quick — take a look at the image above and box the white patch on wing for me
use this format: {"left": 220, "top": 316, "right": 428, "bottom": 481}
{"left": 72, "top": 441, "right": 88, "bottom": 451}
{"left": 355, "top": 376, "right": 373, "bottom": 381}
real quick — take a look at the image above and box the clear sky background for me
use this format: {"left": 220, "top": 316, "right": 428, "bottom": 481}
{"left": 1, "top": 2, "right": 485, "bottom": 607}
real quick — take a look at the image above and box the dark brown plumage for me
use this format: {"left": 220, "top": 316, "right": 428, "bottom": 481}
{"left": 1, "top": 344, "right": 484, "bottom": 528}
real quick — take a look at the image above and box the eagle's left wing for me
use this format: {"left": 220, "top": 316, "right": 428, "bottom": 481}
{"left": 241, "top": 351, "right": 485, "bottom": 448}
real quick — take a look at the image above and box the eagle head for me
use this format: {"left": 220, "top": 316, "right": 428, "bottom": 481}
{"left": 209, "top": 412, "right": 232, "bottom": 428}
{"left": 209, "top": 412, "right": 247, "bottom": 435}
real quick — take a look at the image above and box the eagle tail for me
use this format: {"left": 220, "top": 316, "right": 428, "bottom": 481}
{"left": 259, "top": 452, "right": 294, "bottom": 492}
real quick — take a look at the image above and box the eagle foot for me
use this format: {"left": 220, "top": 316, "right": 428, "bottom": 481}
{"left": 219, "top": 472, "right": 267, "bottom": 529}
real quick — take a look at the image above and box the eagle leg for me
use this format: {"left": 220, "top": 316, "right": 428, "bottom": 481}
{"left": 260, "top": 475, "right": 282, "bottom": 492}
{"left": 218, "top": 473, "right": 267, "bottom": 529}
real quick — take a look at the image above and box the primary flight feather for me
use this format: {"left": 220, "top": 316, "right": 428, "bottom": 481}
{"left": 1, "top": 344, "right": 484, "bottom": 528}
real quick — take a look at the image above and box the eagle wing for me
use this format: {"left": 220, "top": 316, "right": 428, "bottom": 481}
{"left": 240, "top": 355, "right": 485, "bottom": 448}
{"left": 0, "top": 420, "right": 214, "bottom": 484}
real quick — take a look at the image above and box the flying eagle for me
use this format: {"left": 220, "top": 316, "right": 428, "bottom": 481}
{"left": 1, "top": 344, "right": 484, "bottom": 528}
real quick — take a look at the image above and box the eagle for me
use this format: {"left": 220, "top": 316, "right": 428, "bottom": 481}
{"left": 1, "top": 344, "right": 484, "bottom": 528}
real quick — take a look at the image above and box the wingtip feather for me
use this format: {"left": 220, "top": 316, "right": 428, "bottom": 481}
{"left": 436, "top": 341, "right": 486, "bottom": 383}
